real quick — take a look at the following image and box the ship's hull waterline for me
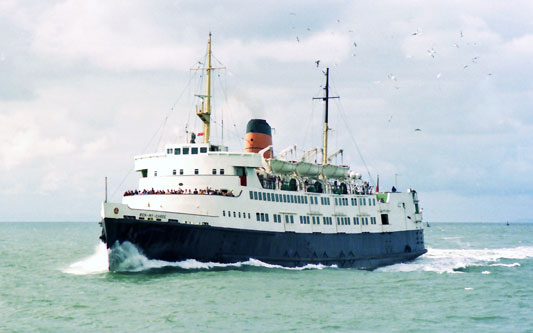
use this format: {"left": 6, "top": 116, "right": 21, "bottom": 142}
{"left": 102, "top": 217, "right": 427, "bottom": 270}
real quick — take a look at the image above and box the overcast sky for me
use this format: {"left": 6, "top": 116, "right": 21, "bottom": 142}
{"left": 1, "top": 0, "right": 532, "bottom": 222}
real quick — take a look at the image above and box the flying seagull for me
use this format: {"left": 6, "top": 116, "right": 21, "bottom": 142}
{"left": 353, "top": 42, "right": 357, "bottom": 47}
{"left": 414, "top": 128, "right": 422, "bottom": 132}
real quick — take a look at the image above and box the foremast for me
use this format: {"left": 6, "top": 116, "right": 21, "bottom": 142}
{"left": 196, "top": 33, "right": 223, "bottom": 144}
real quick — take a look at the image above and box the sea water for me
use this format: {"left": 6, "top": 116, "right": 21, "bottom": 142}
{"left": 1, "top": 222, "right": 532, "bottom": 332}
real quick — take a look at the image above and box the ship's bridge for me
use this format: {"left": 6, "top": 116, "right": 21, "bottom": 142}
{"left": 133, "top": 143, "right": 262, "bottom": 192}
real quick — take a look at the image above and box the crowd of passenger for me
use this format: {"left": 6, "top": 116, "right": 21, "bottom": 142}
{"left": 123, "top": 187, "right": 235, "bottom": 197}
{"left": 352, "top": 181, "right": 373, "bottom": 195}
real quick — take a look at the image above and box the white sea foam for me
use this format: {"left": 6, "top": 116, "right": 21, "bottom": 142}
{"left": 107, "top": 241, "right": 337, "bottom": 272}
{"left": 63, "top": 242, "right": 109, "bottom": 275}
{"left": 377, "top": 246, "right": 533, "bottom": 274}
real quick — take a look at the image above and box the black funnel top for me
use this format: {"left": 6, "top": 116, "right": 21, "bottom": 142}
{"left": 246, "top": 119, "right": 271, "bottom": 136}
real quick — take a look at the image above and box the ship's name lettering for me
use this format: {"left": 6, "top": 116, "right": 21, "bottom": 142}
{"left": 139, "top": 213, "right": 167, "bottom": 219}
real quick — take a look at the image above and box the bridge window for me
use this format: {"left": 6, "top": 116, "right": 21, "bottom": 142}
{"left": 174, "top": 148, "right": 181, "bottom": 155}
{"left": 173, "top": 169, "right": 176, "bottom": 175}
{"left": 154, "top": 171, "right": 157, "bottom": 177}
{"left": 166, "top": 148, "right": 172, "bottom": 154}
{"left": 212, "top": 169, "right": 217, "bottom": 175}
{"left": 183, "top": 147, "right": 189, "bottom": 155}
{"left": 220, "top": 169, "right": 224, "bottom": 175}
{"left": 194, "top": 169, "right": 199, "bottom": 175}
{"left": 180, "top": 169, "right": 184, "bottom": 175}
{"left": 256, "top": 213, "right": 260, "bottom": 221}
{"left": 192, "top": 147, "right": 198, "bottom": 154}
{"left": 200, "top": 147, "right": 207, "bottom": 153}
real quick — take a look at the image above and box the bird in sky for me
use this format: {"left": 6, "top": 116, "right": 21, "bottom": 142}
{"left": 472, "top": 56, "right": 479, "bottom": 63}
{"left": 296, "top": 36, "right": 300, "bottom": 42}
{"left": 427, "top": 48, "right": 437, "bottom": 58}
{"left": 460, "top": 30, "right": 464, "bottom": 38}
{"left": 414, "top": 128, "right": 422, "bottom": 132}
{"left": 388, "top": 74, "right": 397, "bottom": 81}
{"left": 464, "top": 65, "right": 469, "bottom": 69}
{"left": 353, "top": 42, "right": 357, "bottom": 47}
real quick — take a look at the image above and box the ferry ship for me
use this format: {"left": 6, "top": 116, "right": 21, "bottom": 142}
{"left": 100, "top": 34, "right": 427, "bottom": 270}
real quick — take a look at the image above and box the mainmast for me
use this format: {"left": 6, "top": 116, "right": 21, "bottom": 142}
{"left": 313, "top": 68, "right": 339, "bottom": 165}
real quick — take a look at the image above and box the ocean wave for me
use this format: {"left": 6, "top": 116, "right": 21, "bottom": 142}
{"left": 62, "top": 242, "right": 109, "bottom": 275}
{"left": 377, "top": 246, "right": 533, "bottom": 274}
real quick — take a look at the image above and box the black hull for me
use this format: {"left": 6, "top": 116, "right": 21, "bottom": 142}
{"left": 102, "top": 217, "right": 427, "bottom": 270}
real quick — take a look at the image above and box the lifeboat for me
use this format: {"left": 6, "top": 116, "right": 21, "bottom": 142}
{"left": 322, "top": 164, "right": 349, "bottom": 179}
{"left": 267, "top": 159, "right": 297, "bottom": 175}
{"left": 295, "top": 162, "right": 323, "bottom": 177}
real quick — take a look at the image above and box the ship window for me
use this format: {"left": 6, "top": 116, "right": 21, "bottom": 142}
{"left": 194, "top": 169, "right": 199, "bottom": 175}
{"left": 290, "top": 215, "right": 294, "bottom": 224}
{"left": 174, "top": 148, "right": 181, "bottom": 155}
{"left": 373, "top": 198, "right": 376, "bottom": 206}
{"left": 381, "top": 214, "right": 389, "bottom": 225}
{"left": 248, "top": 213, "right": 250, "bottom": 219}
{"left": 220, "top": 169, "right": 224, "bottom": 175}
{"left": 359, "top": 198, "right": 363, "bottom": 205}
{"left": 180, "top": 169, "right": 184, "bottom": 175}
{"left": 167, "top": 148, "right": 172, "bottom": 154}
{"left": 192, "top": 147, "right": 198, "bottom": 154}
{"left": 260, "top": 213, "right": 265, "bottom": 222}
{"left": 267, "top": 193, "right": 271, "bottom": 201}
{"left": 253, "top": 191, "right": 258, "bottom": 200}
{"left": 256, "top": 213, "right": 260, "bottom": 221}
{"left": 274, "top": 215, "right": 277, "bottom": 223}
{"left": 200, "top": 147, "right": 207, "bottom": 153}
{"left": 173, "top": 169, "right": 176, "bottom": 175}
{"left": 275, "top": 194, "right": 279, "bottom": 202}
{"left": 238, "top": 212, "right": 241, "bottom": 218}
{"left": 265, "top": 214, "right": 269, "bottom": 222}
{"left": 212, "top": 169, "right": 217, "bottom": 175}
{"left": 285, "top": 215, "right": 289, "bottom": 223}
{"left": 233, "top": 211, "right": 236, "bottom": 217}
{"left": 154, "top": 171, "right": 157, "bottom": 177}
{"left": 183, "top": 148, "right": 189, "bottom": 155}
{"left": 249, "top": 191, "right": 253, "bottom": 199}
{"left": 222, "top": 210, "right": 225, "bottom": 217}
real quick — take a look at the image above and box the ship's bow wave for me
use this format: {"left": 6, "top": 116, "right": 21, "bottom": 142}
{"left": 108, "top": 241, "right": 337, "bottom": 273}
